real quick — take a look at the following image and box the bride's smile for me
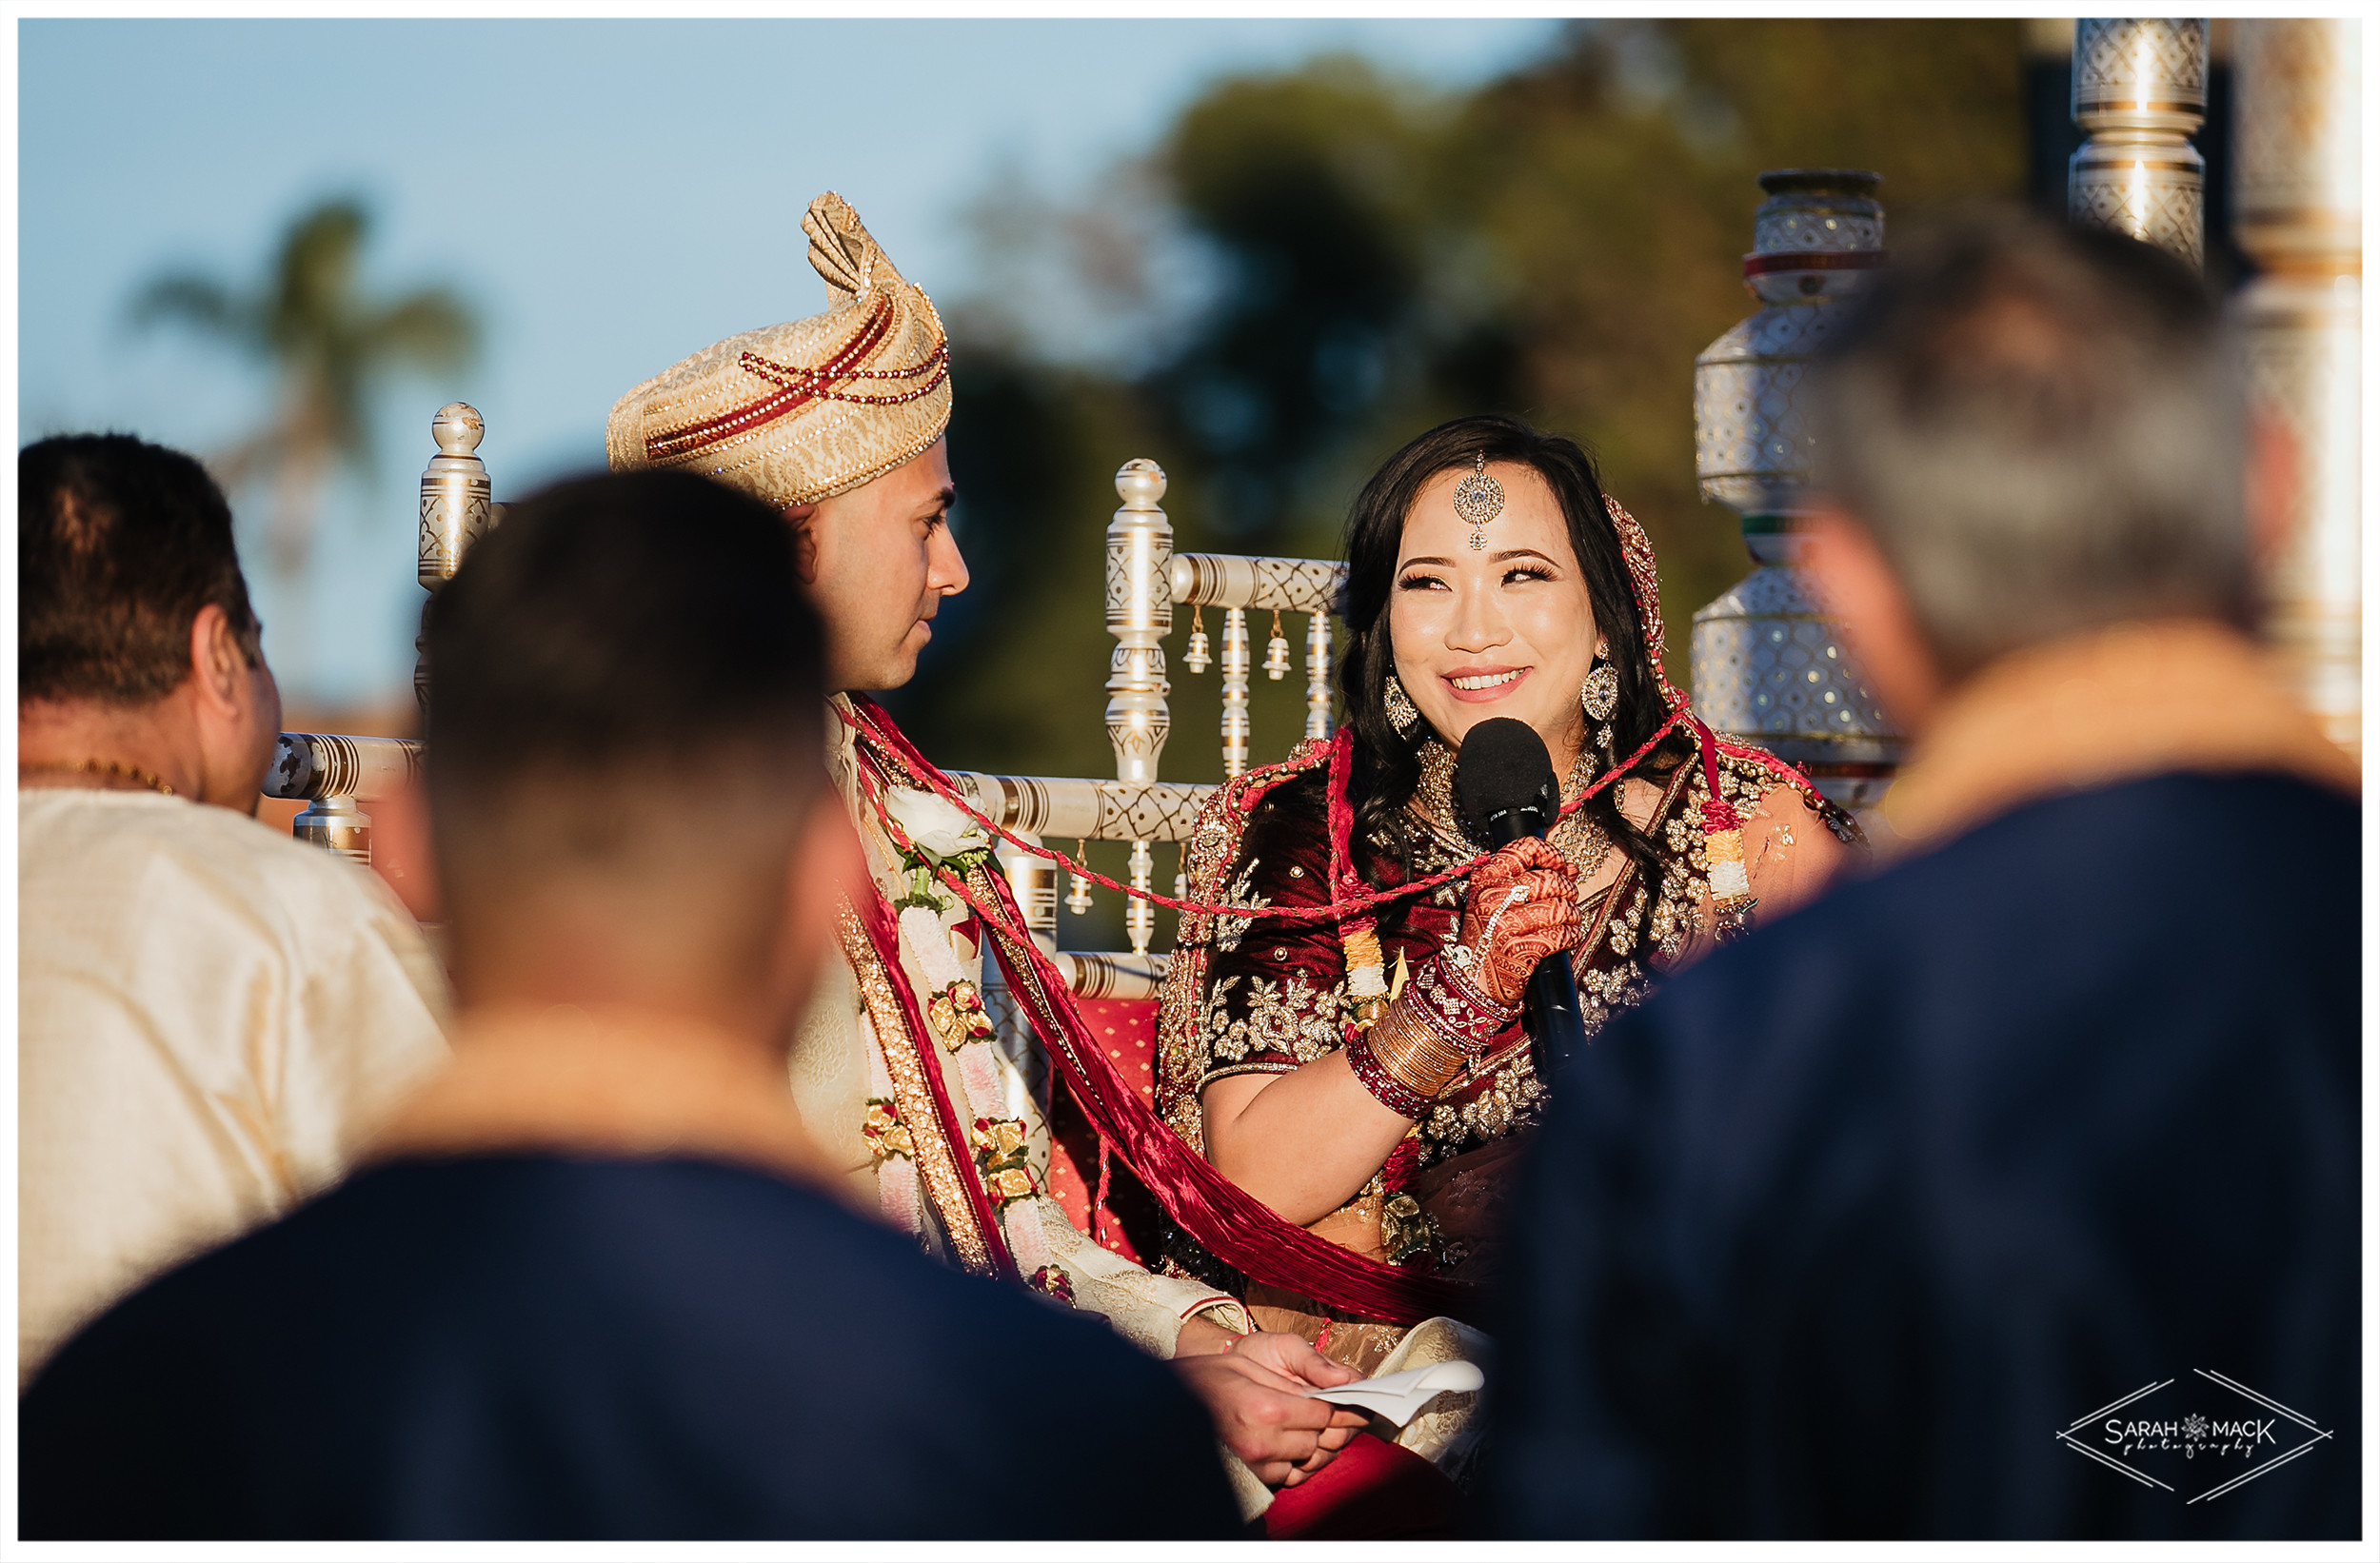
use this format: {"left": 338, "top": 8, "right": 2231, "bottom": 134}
{"left": 1443, "top": 664, "right": 1528, "bottom": 699}
{"left": 1391, "top": 462, "right": 1600, "bottom": 769}
{"left": 1173, "top": 414, "right": 1854, "bottom": 1405}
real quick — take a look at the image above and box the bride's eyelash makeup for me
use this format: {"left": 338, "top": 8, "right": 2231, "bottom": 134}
{"left": 1396, "top": 562, "right": 1556, "bottom": 589}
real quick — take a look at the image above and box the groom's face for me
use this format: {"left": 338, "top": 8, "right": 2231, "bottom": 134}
{"left": 786, "top": 439, "right": 966, "bottom": 693}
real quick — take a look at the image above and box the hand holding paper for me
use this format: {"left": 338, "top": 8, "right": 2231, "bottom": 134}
{"left": 1303, "top": 1359, "right": 1484, "bottom": 1427}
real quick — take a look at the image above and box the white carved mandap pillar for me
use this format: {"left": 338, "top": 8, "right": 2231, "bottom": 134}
{"left": 2068, "top": 18, "right": 2210, "bottom": 267}
{"left": 2233, "top": 19, "right": 2361, "bottom": 756}
{"left": 1102, "top": 459, "right": 1173, "bottom": 956}
{"left": 1690, "top": 169, "right": 1904, "bottom": 818}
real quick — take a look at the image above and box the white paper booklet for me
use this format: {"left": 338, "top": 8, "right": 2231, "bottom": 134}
{"left": 1304, "top": 1358, "right": 1485, "bottom": 1427}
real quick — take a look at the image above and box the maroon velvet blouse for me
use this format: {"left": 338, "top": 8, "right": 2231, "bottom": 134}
{"left": 1156, "top": 734, "right": 1857, "bottom": 1273}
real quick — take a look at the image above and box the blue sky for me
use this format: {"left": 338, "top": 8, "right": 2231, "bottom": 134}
{"left": 20, "top": 18, "right": 1565, "bottom": 704}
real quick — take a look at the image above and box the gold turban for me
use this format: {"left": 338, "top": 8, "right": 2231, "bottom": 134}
{"left": 605, "top": 192, "right": 952, "bottom": 507}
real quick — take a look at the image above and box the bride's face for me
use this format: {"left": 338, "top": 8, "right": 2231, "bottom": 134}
{"left": 1388, "top": 461, "right": 1600, "bottom": 765}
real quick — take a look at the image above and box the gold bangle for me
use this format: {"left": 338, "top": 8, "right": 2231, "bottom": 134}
{"left": 1364, "top": 997, "right": 1469, "bottom": 1100}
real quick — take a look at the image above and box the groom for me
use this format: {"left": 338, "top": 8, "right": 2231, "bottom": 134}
{"left": 607, "top": 191, "right": 1363, "bottom": 1506}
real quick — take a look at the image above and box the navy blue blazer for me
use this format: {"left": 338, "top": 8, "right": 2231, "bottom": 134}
{"left": 1494, "top": 773, "right": 2359, "bottom": 1539}
{"left": 21, "top": 1154, "right": 1240, "bottom": 1539}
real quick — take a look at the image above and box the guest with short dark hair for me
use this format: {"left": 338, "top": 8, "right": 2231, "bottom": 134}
{"left": 16, "top": 432, "right": 446, "bottom": 1389}
{"left": 20, "top": 467, "right": 1240, "bottom": 1540}
{"left": 1493, "top": 213, "right": 2358, "bottom": 1539}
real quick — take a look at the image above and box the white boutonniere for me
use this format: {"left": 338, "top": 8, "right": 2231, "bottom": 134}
{"left": 882, "top": 786, "right": 994, "bottom": 910}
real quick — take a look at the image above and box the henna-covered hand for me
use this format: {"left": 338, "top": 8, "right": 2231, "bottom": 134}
{"left": 1456, "top": 837, "right": 1583, "bottom": 1009}
{"left": 1343, "top": 840, "right": 1584, "bottom": 1118}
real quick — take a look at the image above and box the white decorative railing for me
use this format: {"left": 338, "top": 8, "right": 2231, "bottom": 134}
{"left": 277, "top": 408, "right": 1338, "bottom": 995}
{"left": 1091, "top": 460, "right": 1345, "bottom": 954}
{"left": 949, "top": 773, "right": 1212, "bottom": 843}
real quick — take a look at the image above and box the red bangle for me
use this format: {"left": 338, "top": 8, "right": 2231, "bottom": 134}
{"left": 1410, "top": 952, "right": 1519, "bottom": 1060}
{"left": 1346, "top": 1030, "right": 1434, "bottom": 1118}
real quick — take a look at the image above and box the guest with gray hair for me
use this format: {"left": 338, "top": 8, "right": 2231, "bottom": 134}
{"left": 1809, "top": 214, "right": 2254, "bottom": 681}
{"left": 1492, "top": 209, "right": 2357, "bottom": 1539}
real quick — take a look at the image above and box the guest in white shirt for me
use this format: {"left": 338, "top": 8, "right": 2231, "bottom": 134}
{"left": 17, "top": 433, "right": 448, "bottom": 1384}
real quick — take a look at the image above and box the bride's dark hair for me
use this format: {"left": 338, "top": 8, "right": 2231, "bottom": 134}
{"left": 1337, "top": 414, "right": 1690, "bottom": 910}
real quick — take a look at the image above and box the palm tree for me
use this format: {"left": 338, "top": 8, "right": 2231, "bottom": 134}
{"left": 129, "top": 197, "right": 478, "bottom": 584}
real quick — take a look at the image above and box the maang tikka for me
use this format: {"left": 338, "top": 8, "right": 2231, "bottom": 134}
{"left": 1451, "top": 453, "right": 1504, "bottom": 551}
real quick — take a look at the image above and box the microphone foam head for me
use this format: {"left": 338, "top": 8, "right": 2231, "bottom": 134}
{"left": 1453, "top": 717, "right": 1558, "bottom": 840}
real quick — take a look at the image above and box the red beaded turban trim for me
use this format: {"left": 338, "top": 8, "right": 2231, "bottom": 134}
{"left": 642, "top": 294, "right": 951, "bottom": 467}
{"left": 605, "top": 190, "right": 955, "bottom": 508}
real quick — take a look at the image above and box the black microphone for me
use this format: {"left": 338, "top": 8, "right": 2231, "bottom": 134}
{"left": 1452, "top": 717, "right": 1591, "bottom": 1086}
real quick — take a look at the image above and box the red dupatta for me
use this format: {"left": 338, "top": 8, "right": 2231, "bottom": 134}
{"left": 851, "top": 697, "right": 1487, "bottom": 1326}
{"left": 842, "top": 496, "right": 1831, "bottom": 1325}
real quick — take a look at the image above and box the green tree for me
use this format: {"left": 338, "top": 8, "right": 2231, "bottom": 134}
{"left": 1139, "top": 20, "right": 2027, "bottom": 671}
{"left": 896, "top": 21, "right": 2027, "bottom": 790}
{"left": 1452, "top": 19, "right": 2027, "bottom": 658}
{"left": 129, "top": 197, "right": 478, "bottom": 584}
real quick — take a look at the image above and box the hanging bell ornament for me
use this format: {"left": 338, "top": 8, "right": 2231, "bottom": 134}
{"left": 1263, "top": 611, "right": 1291, "bottom": 681}
{"left": 1183, "top": 606, "right": 1211, "bottom": 673}
{"left": 1065, "top": 841, "right": 1095, "bottom": 915}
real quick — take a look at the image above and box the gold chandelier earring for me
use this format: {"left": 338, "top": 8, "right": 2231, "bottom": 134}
{"left": 1383, "top": 672, "right": 1424, "bottom": 741}
{"left": 1580, "top": 651, "right": 1619, "bottom": 754}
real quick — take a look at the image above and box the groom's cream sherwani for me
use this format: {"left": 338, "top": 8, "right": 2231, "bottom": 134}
{"left": 783, "top": 702, "right": 1243, "bottom": 1357}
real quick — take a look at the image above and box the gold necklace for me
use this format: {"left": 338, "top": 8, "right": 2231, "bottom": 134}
{"left": 18, "top": 759, "right": 175, "bottom": 796}
{"left": 1408, "top": 741, "right": 1610, "bottom": 876}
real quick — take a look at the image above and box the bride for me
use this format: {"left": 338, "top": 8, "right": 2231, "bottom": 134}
{"left": 1156, "top": 414, "right": 1860, "bottom": 1377}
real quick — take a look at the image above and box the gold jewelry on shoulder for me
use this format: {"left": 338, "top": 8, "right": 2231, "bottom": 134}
{"left": 19, "top": 759, "right": 174, "bottom": 796}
